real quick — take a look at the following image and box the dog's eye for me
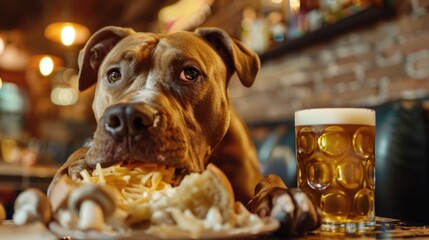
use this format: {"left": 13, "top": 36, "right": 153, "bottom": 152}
{"left": 107, "top": 69, "right": 122, "bottom": 83}
{"left": 179, "top": 67, "right": 200, "bottom": 82}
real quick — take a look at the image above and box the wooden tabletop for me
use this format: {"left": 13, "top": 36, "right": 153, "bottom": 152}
{"left": 283, "top": 217, "right": 429, "bottom": 239}
{"left": 1, "top": 217, "right": 428, "bottom": 239}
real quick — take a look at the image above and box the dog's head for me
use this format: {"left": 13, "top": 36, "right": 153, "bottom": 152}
{"left": 78, "top": 26, "right": 259, "bottom": 179}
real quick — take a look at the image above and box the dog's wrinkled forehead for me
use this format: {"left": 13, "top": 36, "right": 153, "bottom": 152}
{"left": 101, "top": 33, "right": 157, "bottom": 65}
{"left": 119, "top": 32, "right": 158, "bottom": 46}
{"left": 107, "top": 31, "right": 224, "bottom": 68}
{"left": 160, "top": 32, "right": 223, "bottom": 57}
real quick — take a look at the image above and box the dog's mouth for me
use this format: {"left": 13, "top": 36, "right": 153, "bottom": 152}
{"left": 172, "top": 167, "right": 190, "bottom": 186}
{"left": 118, "top": 160, "right": 191, "bottom": 187}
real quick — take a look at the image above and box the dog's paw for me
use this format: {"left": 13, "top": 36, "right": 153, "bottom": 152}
{"left": 67, "top": 158, "right": 89, "bottom": 180}
{"left": 246, "top": 174, "right": 321, "bottom": 236}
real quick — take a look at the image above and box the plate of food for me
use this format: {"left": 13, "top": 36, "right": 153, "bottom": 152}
{"left": 47, "top": 163, "right": 280, "bottom": 239}
{"left": 49, "top": 216, "right": 279, "bottom": 239}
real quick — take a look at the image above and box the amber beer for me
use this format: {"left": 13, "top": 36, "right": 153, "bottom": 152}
{"left": 295, "top": 108, "right": 375, "bottom": 232}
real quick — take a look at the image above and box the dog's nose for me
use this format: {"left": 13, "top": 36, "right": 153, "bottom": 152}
{"left": 104, "top": 103, "right": 156, "bottom": 138}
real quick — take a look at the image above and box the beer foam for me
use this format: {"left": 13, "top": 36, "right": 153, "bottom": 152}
{"left": 295, "top": 108, "right": 375, "bottom": 126}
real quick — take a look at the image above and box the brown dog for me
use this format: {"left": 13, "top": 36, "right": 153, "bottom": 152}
{"left": 47, "top": 26, "right": 320, "bottom": 235}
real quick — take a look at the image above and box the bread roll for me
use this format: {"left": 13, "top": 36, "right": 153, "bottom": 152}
{"left": 160, "top": 164, "right": 235, "bottom": 222}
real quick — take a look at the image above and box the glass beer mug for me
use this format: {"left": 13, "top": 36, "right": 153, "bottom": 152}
{"left": 295, "top": 108, "right": 376, "bottom": 232}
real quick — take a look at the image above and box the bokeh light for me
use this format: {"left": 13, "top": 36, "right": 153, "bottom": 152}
{"left": 39, "top": 56, "right": 54, "bottom": 76}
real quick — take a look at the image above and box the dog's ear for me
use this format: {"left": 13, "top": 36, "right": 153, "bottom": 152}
{"left": 195, "top": 27, "right": 260, "bottom": 87}
{"left": 78, "top": 26, "right": 135, "bottom": 91}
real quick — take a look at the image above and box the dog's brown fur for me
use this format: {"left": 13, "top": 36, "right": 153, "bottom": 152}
{"left": 48, "top": 26, "right": 320, "bottom": 235}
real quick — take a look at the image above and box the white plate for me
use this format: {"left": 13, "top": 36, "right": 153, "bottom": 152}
{"left": 49, "top": 217, "right": 279, "bottom": 240}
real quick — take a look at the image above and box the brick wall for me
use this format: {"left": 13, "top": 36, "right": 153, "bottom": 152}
{"left": 229, "top": 0, "right": 429, "bottom": 123}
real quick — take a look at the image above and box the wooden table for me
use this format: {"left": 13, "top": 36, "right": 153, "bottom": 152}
{"left": 1, "top": 217, "right": 428, "bottom": 239}
{"left": 268, "top": 217, "right": 429, "bottom": 239}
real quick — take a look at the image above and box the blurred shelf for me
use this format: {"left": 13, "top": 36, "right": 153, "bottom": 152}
{"left": 0, "top": 162, "right": 58, "bottom": 190}
{"left": 0, "top": 162, "right": 58, "bottom": 178}
{"left": 259, "top": 5, "right": 396, "bottom": 63}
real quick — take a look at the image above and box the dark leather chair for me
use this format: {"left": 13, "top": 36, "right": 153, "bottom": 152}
{"left": 249, "top": 98, "right": 429, "bottom": 224}
{"left": 375, "top": 99, "right": 429, "bottom": 224}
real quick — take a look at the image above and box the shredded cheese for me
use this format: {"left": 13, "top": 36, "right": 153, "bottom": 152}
{"left": 73, "top": 162, "right": 270, "bottom": 236}
{"left": 78, "top": 162, "right": 175, "bottom": 212}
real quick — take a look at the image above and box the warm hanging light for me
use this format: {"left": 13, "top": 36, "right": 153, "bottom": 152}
{"left": 44, "top": 22, "right": 90, "bottom": 46}
{"left": 61, "top": 25, "right": 76, "bottom": 46}
{"left": 0, "top": 37, "right": 4, "bottom": 55}
{"left": 39, "top": 56, "right": 54, "bottom": 76}
{"left": 30, "top": 55, "right": 63, "bottom": 76}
